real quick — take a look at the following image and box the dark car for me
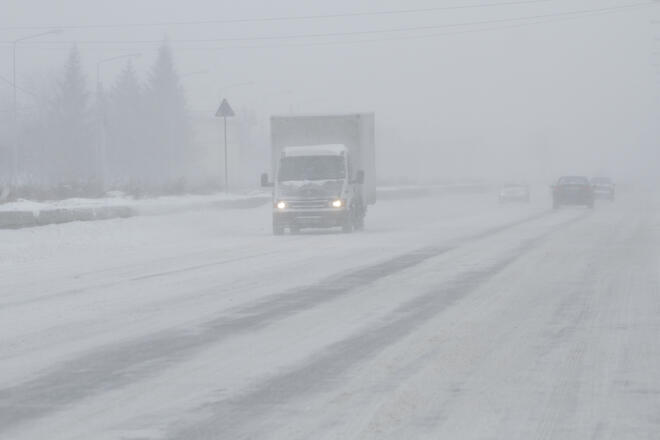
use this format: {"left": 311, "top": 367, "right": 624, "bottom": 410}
{"left": 590, "top": 177, "right": 615, "bottom": 200}
{"left": 552, "top": 176, "right": 594, "bottom": 209}
{"left": 498, "top": 183, "right": 530, "bottom": 203}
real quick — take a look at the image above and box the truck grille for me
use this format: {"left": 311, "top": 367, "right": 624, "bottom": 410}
{"left": 286, "top": 199, "right": 330, "bottom": 210}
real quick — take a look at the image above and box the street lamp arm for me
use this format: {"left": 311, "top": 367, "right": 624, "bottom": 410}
{"left": 96, "top": 53, "right": 142, "bottom": 87}
{"left": 12, "top": 29, "right": 62, "bottom": 44}
{"left": 97, "top": 53, "right": 142, "bottom": 68}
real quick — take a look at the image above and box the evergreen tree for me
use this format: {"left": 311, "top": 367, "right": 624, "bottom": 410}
{"left": 144, "top": 41, "right": 191, "bottom": 189}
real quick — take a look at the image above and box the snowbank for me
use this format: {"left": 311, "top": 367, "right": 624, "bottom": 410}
{"left": 0, "top": 192, "right": 271, "bottom": 229}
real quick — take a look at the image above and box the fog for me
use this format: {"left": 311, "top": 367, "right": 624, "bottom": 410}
{"left": 1, "top": 0, "right": 658, "bottom": 195}
{"left": 4, "top": 3, "right": 660, "bottom": 439}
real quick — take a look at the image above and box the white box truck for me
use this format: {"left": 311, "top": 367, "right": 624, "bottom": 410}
{"left": 261, "top": 113, "right": 376, "bottom": 235}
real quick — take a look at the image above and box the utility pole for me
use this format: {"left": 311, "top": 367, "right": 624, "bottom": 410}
{"left": 215, "top": 98, "right": 235, "bottom": 193}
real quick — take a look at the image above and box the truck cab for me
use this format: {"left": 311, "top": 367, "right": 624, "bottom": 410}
{"left": 263, "top": 144, "right": 365, "bottom": 234}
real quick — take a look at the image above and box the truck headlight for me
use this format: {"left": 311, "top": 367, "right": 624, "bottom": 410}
{"left": 276, "top": 201, "right": 287, "bottom": 210}
{"left": 331, "top": 200, "right": 343, "bottom": 208}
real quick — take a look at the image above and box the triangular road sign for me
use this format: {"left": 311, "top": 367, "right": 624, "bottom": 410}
{"left": 215, "top": 98, "right": 235, "bottom": 118}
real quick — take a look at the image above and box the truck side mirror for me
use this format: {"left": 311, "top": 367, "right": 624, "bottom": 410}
{"left": 261, "top": 173, "right": 273, "bottom": 187}
{"left": 354, "top": 170, "right": 365, "bottom": 184}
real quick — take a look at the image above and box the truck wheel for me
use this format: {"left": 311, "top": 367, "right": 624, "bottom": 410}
{"left": 342, "top": 214, "right": 354, "bottom": 233}
{"left": 273, "top": 223, "right": 284, "bottom": 235}
{"left": 353, "top": 203, "right": 365, "bottom": 231}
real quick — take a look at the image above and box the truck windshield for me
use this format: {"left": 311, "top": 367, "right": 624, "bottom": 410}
{"left": 278, "top": 156, "right": 346, "bottom": 181}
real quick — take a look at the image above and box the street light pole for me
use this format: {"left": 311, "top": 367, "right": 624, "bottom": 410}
{"left": 11, "top": 42, "right": 17, "bottom": 184}
{"left": 9, "top": 29, "right": 61, "bottom": 185}
{"left": 95, "top": 53, "right": 141, "bottom": 189}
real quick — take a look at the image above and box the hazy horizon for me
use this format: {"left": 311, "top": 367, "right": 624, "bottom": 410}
{"left": 1, "top": 0, "right": 659, "bottom": 185}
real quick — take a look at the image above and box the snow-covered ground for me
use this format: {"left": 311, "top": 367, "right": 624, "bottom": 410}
{"left": 1, "top": 190, "right": 658, "bottom": 439}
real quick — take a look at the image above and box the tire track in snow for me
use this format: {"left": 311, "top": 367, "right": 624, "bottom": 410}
{"left": 167, "top": 213, "right": 589, "bottom": 439}
{"left": 0, "top": 210, "right": 566, "bottom": 434}
{"left": 0, "top": 249, "right": 285, "bottom": 309}
{"left": 530, "top": 212, "right": 649, "bottom": 439}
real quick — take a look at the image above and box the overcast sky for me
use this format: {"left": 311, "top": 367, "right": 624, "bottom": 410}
{"left": 1, "top": 0, "right": 659, "bottom": 183}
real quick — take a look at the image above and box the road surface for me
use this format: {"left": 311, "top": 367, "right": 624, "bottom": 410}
{"left": 1, "top": 191, "right": 659, "bottom": 439}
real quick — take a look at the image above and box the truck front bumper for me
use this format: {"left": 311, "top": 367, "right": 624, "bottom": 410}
{"left": 274, "top": 209, "right": 349, "bottom": 229}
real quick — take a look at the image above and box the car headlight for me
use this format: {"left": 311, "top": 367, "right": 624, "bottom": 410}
{"left": 276, "top": 201, "right": 287, "bottom": 210}
{"left": 331, "top": 200, "right": 343, "bottom": 208}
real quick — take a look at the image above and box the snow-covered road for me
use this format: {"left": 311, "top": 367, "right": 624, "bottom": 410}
{"left": 1, "top": 191, "right": 659, "bottom": 439}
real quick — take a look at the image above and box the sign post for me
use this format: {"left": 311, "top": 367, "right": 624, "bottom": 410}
{"left": 215, "top": 98, "right": 235, "bottom": 192}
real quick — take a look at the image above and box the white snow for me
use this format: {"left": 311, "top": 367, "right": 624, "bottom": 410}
{"left": 1, "top": 190, "right": 659, "bottom": 440}
{"left": 0, "top": 191, "right": 269, "bottom": 215}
